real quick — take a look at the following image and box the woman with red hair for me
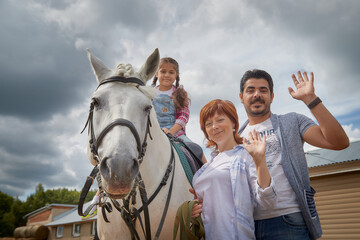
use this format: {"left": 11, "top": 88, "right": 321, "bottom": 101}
{"left": 191, "top": 99, "right": 277, "bottom": 239}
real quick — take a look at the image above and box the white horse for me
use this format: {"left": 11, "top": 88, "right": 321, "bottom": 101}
{"left": 85, "top": 48, "right": 192, "bottom": 239}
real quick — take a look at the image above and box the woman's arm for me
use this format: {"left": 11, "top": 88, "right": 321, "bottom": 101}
{"left": 243, "top": 130, "right": 277, "bottom": 209}
{"left": 243, "top": 130, "right": 270, "bottom": 189}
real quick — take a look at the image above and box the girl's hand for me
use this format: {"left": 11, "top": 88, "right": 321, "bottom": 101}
{"left": 243, "top": 130, "right": 266, "bottom": 166}
{"left": 162, "top": 128, "right": 170, "bottom": 134}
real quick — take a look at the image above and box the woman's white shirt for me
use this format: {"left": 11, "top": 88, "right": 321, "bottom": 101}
{"left": 193, "top": 144, "right": 278, "bottom": 239}
{"left": 192, "top": 148, "right": 237, "bottom": 240}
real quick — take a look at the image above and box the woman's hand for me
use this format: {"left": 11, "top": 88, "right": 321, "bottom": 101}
{"left": 191, "top": 200, "right": 203, "bottom": 218}
{"left": 244, "top": 130, "right": 271, "bottom": 189}
{"left": 243, "top": 130, "right": 266, "bottom": 166}
{"left": 189, "top": 188, "right": 202, "bottom": 218}
{"left": 189, "top": 188, "right": 197, "bottom": 199}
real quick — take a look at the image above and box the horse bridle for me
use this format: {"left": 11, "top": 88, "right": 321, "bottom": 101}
{"left": 81, "top": 76, "right": 152, "bottom": 164}
{"left": 78, "top": 76, "right": 175, "bottom": 240}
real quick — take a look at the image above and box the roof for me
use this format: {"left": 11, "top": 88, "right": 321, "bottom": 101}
{"left": 24, "top": 203, "right": 77, "bottom": 219}
{"left": 46, "top": 201, "right": 96, "bottom": 226}
{"left": 306, "top": 140, "right": 360, "bottom": 168}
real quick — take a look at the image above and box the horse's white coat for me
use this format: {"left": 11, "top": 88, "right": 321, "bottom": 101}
{"left": 86, "top": 49, "right": 192, "bottom": 239}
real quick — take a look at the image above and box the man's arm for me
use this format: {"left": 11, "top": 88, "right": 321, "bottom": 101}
{"left": 288, "top": 71, "right": 349, "bottom": 150}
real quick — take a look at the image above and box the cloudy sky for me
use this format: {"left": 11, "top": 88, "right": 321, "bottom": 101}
{"left": 1, "top": 0, "right": 360, "bottom": 199}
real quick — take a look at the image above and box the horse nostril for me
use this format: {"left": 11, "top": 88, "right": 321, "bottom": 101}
{"left": 100, "top": 157, "right": 110, "bottom": 180}
{"left": 131, "top": 158, "right": 139, "bottom": 178}
{"left": 132, "top": 158, "right": 139, "bottom": 168}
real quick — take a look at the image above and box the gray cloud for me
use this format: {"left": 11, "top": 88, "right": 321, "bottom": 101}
{"left": 250, "top": 1, "right": 360, "bottom": 65}
{"left": 0, "top": 1, "right": 94, "bottom": 120}
{"left": 0, "top": 113, "right": 92, "bottom": 197}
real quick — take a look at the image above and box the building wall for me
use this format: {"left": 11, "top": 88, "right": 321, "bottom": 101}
{"left": 28, "top": 209, "right": 51, "bottom": 225}
{"left": 51, "top": 207, "right": 76, "bottom": 219}
{"left": 48, "top": 221, "right": 95, "bottom": 240}
{"left": 309, "top": 161, "right": 360, "bottom": 240}
{"left": 27, "top": 206, "right": 76, "bottom": 226}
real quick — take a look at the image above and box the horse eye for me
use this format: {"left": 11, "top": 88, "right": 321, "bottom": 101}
{"left": 92, "top": 98, "right": 100, "bottom": 109}
{"left": 144, "top": 105, "right": 152, "bottom": 112}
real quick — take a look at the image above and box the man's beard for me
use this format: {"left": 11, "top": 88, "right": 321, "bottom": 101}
{"left": 247, "top": 99, "right": 270, "bottom": 117}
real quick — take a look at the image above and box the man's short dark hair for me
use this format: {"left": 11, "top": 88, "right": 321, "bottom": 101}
{"left": 240, "top": 69, "right": 274, "bottom": 95}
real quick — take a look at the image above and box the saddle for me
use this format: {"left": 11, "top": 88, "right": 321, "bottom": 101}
{"left": 168, "top": 135, "right": 204, "bottom": 186}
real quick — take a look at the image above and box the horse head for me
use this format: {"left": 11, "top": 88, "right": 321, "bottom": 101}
{"left": 86, "top": 49, "right": 160, "bottom": 199}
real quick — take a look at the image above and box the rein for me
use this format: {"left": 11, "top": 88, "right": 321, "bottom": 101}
{"left": 78, "top": 76, "right": 175, "bottom": 240}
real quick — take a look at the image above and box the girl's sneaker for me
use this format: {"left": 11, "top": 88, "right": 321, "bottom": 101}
{"left": 81, "top": 195, "right": 99, "bottom": 220}
{"left": 81, "top": 208, "right": 97, "bottom": 220}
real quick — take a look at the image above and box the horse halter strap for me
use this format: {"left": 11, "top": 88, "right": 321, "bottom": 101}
{"left": 81, "top": 76, "right": 152, "bottom": 163}
{"left": 97, "top": 76, "right": 145, "bottom": 88}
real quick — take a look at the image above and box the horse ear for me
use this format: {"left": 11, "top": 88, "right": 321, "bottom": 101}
{"left": 87, "top": 49, "right": 113, "bottom": 83}
{"left": 138, "top": 48, "right": 160, "bottom": 83}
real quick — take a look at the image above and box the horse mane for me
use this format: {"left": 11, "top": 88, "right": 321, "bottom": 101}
{"left": 114, "top": 63, "right": 156, "bottom": 99}
{"left": 115, "top": 63, "right": 134, "bottom": 78}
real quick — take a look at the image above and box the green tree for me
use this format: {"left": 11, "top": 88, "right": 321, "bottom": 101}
{"left": 0, "top": 212, "right": 15, "bottom": 237}
{"left": 0, "top": 191, "right": 14, "bottom": 216}
{"left": 0, "top": 191, "right": 15, "bottom": 237}
{"left": 10, "top": 198, "right": 27, "bottom": 227}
